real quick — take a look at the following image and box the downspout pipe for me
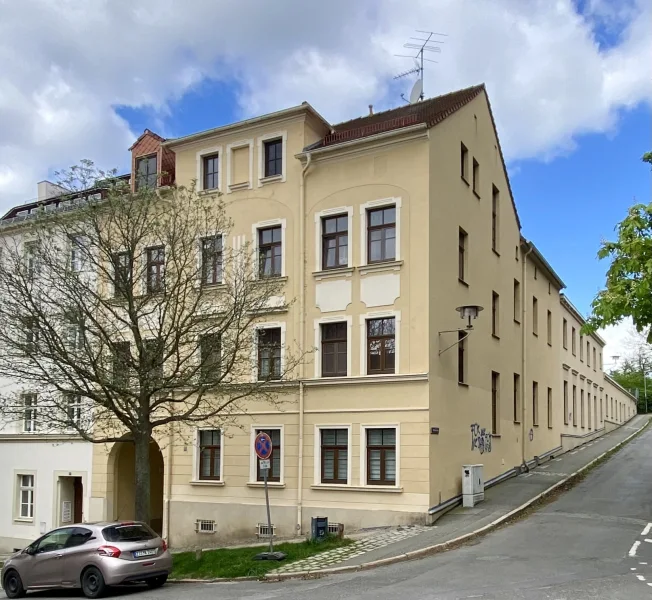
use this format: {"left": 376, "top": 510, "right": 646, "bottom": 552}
{"left": 521, "top": 243, "right": 534, "bottom": 469}
{"left": 296, "top": 152, "right": 312, "bottom": 535}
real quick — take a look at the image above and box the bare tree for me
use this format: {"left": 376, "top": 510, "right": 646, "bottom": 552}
{"left": 0, "top": 161, "right": 300, "bottom": 524}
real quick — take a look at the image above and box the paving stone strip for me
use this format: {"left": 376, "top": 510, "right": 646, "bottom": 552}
{"left": 270, "top": 525, "right": 431, "bottom": 574}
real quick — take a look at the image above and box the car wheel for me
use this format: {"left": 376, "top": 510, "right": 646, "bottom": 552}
{"left": 2, "top": 570, "right": 26, "bottom": 599}
{"left": 81, "top": 566, "right": 107, "bottom": 599}
{"left": 146, "top": 574, "right": 168, "bottom": 589}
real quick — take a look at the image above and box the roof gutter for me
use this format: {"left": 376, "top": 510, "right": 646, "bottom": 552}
{"left": 560, "top": 294, "right": 607, "bottom": 347}
{"left": 295, "top": 123, "right": 428, "bottom": 161}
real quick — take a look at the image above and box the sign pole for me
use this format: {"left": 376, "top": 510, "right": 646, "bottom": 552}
{"left": 263, "top": 467, "right": 273, "bottom": 553}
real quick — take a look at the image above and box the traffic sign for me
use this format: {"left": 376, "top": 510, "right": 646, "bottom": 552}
{"left": 259, "top": 459, "right": 271, "bottom": 471}
{"left": 254, "top": 432, "right": 273, "bottom": 460}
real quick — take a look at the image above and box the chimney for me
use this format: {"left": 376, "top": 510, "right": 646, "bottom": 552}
{"left": 369, "top": 104, "right": 374, "bottom": 115}
{"left": 37, "top": 181, "right": 67, "bottom": 202}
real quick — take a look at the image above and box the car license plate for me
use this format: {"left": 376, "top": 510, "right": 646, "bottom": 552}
{"left": 133, "top": 548, "right": 157, "bottom": 558}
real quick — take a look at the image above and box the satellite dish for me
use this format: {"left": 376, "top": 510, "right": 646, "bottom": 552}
{"left": 409, "top": 78, "right": 423, "bottom": 104}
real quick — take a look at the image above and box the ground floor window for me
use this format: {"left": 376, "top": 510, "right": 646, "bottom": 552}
{"left": 366, "top": 428, "right": 396, "bottom": 486}
{"left": 255, "top": 428, "right": 281, "bottom": 482}
{"left": 320, "top": 428, "right": 349, "bottom": 484}
{"left": 198, "top": 430, "right": 221, "bottom": 481}
{"left": 18, "top": 474, "right": 35, "bottom": 519}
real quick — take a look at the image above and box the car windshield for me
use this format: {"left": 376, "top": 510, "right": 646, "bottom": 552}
{"left": 101, "top": 523, "right": 156, "bottom": 543}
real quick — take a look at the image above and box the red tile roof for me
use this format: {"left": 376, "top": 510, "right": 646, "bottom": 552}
{"left": 316, "top": 84, "right": 485, "bottom": 148}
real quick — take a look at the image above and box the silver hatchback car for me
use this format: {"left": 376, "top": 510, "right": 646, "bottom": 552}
{"left": 1, "top": 521, "right": 172, "bottom": 599}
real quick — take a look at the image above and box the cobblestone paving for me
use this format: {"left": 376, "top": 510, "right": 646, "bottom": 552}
{"left": 270, "top": 525, "right": 431, "bottom": 574}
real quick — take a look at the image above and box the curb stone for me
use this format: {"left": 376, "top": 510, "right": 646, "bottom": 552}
{"left": 169, "top": 417, "right": 649, "bottom": 584}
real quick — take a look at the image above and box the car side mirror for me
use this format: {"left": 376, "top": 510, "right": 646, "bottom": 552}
{"left": 24, "top": 546, "right": 36, "bottom": 556}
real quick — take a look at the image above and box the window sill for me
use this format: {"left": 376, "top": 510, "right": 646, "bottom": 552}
{"left": 458, "top": 381, "right": 469, "bottom": 388}
{"left": 303, "top": 373, "right": 428, "bottom": 386}
{"left": 513, "top": 421, "right": 521, "bottom": 425}
{"left": 246, "top": 481, "right": 286, "bottom": 489}
{"left": 514, "top": 319, "right": 521, "bottom": 325}
{"left": 189, "top": 480, "right": 225, "bottom": 487}
{"left": 313, "top": 266, "right": 354, "bottom": 280}
{"left": 228, "top": 181, "right": 251, "bottom": 192}
{"left": 13, "top": 518, "right": 34, "bottom": 524}
{"left": 254, "top": 275, "right": 288, "bottom": 284}
{"left": 259, "top": 174, "right": 283, "bottom": 186}
{"left": 359, "top": 260, "right": 403, "bottom": 276}
{"left": 198, "top": 188, "right": 220, "bottom": 196}
{"left": 533, "top": 332, "right": 538, "bottom": 338}
{"left": 473, "top": 190, "right": 481, "bottom": 200}
{"left": 547, "top": 342, "right": 552, "bottom": 347}
{"left": 310, "top": 484, "right": 403, "bottom": 493}
{"left": 197, "top": 282, "right": 227, "bottom": 291}
{"left": 492, "top": 334, "right": 500, "bottom": 340}
{"left": 461, "top": 176, "right": 470, "bottom": 186}
{"left": 458, "top": 278, "right": 469, "bottom": 288}
{"left": 491, "top": 434, "right": 501, "bottom": 438}
{"left": 492, "top": 248, "right": 500, "bottom": 257}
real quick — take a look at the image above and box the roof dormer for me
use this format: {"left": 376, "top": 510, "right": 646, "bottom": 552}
{"left": 129, "top": 129, "right": 175, "bottom": 191}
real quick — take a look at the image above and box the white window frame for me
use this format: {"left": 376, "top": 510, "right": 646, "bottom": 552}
{"left": 196, "top": 233, "right": 225, "bottom": 286}
{"left": 192, "top": 428, "right": 225, "bottom": 483}
{"left": 16, "top": 472, "right": 36, "bottom": 521}
{"left": 313, "top": 424, "right": 352, "bottom": 486}
{"left": 360, "top": 197, "right": 402, "bottom": 265}
{"left": 252, "top": 218, "right": 287, "bottom": 279}
{"left": 22, "top": 393, "right": 37, "bottom": 433}
{"left": 252, "top": 321, "right": 286, "bottom": 382}
{"left": 360, "top": 424, "right": 401, "bottom": 488}
{"left": 314, "top": 206, "right": 353, "bottom": 272}
{"left": 313, "top": 316, "right": 352, "bottom": 379}
{"left": 359, "top": 310, "right": 401, "bottom": 376}
{"left": 249, "top": 424, "right": 285, "bottom": 484}
{"left": 196, "top": 145, "right": 223, "bottom": 193}
{"left": 226, "top": 139, "right": 254, "bottom": 192}
{"left": 257, "top": 131, "right": 287, "bottom": 185}
{"left": 69, "top": 235, "right": 88, "bottom": 273}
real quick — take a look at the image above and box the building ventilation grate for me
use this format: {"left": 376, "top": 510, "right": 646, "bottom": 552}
{"left": 195, "top": 519, "right": 216, "bottom": 534}
{"left": 256, "top": 523, "right": 276, "bottom": 538}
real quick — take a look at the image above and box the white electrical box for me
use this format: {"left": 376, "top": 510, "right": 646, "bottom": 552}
{"left": 462, "top": 464, "right": 484, "bottom": 507}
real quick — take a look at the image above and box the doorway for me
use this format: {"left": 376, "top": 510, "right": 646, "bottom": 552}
{"left": 57, "top": 476, "right": 83, "bottom": 526}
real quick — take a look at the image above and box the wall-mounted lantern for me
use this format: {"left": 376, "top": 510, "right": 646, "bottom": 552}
{"left": 438, "top": 304, "right": 483, "bottom": 356}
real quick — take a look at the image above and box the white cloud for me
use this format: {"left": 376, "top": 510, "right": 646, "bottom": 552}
{"left": 0, "top": 0, "right": 650, "bottom": 209}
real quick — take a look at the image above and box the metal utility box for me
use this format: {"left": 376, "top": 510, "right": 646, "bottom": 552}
{"left": 310, "top": 516, "right": 329, "bottom": 541}
{"left": 462, "top": 464, "right": 484, "bottom": 507}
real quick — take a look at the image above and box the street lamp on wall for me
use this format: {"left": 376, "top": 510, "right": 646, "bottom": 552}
{"left": 438, "top": 304, "right": 484, "bottom": 356}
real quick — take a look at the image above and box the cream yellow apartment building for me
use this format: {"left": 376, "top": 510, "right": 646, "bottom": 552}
{"left": 1, "top": 84, "right": 636, "bottom": 550}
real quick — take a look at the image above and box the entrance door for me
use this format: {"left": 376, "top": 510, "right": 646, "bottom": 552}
{"left": 73, "top": 478, "right": 83, "bottom": 523}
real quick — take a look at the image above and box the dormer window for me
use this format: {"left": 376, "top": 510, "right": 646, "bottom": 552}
{"left": 135, "top": 155, "right": 157, "bottom": 190}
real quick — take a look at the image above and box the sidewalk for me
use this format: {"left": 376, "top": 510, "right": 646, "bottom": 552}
{"left": 268, "top": 415, "right": 650, "bottom": 578}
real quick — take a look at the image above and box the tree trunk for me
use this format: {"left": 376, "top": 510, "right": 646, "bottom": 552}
{"left": 134, "top": 434, "right": 151, "bottom": 525}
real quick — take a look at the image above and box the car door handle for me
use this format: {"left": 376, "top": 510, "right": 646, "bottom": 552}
{"left": 56, "top": 554, "right": 63, "bottom": 558}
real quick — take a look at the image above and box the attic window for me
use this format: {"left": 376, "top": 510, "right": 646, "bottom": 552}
{"left": 135, "top": 155, "right": 157, "bottom": 191}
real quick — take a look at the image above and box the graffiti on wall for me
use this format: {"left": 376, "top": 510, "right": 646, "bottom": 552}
{"left": 470, "top": 423, "right": 492, "bottom": 454}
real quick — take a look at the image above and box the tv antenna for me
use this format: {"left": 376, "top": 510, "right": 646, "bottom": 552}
{"left": 394, "top": 30, "right": 447, "bottom": 103}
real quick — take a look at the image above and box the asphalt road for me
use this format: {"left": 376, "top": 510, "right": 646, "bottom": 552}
{"left": 7, "top": 425, "right": 652, "bottom": 599}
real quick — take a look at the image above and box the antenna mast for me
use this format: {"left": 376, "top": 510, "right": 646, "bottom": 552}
{"left": 394, "top": 30, "right": 447, "bottom": 103}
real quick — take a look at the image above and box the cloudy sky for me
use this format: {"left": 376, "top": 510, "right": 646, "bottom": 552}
{"left": 0, "top": 0, "right": 650, "bottom": 350}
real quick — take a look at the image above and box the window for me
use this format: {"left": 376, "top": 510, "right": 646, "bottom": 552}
{"left": 588, "top": 392, "right": 592, "bottom": 429}
{"left": 112, "top": 341, "right": 130, "bottom": 387}
{"left": 145, "top": 246, "right": 165, "bottom": 293}
{"left": 593, "top": 348, "right": 596, "bottom": 371}
{"left": 532, "top": 297, "right": 538, "bottom": 336}
{"left": 64, "top": 309, "right": 84, "bottom": 352}
{"left": 563, "top": 381, "right": 569, "bottom": 425}
{"left": 102, "top": 523, "right": 155, "bottom": 543}
{"left": 203, "top": 154, "right": 219, "bottom": 190}
{"left": 547, "top": 387, "right": 552, "bottom": 428}
{"left": 460, "top": 143, "right": 468, "bottom": 180}
{"left": 562, "top": 319, "right": 568, "bottom": 349}
{"left": 534, "top": 267, "right": 538, "bottom": 280}
{"left": 491, "top": 371, "right": 499, "bottom": 435}
{"left": 587, "top": 342, "right": 591, "bottom": 366}
{"left": 69, "top": 236, "right": 86, "bottom": 272}
{"left": 144, "top": 338, "right": 164, "bottom": 384}
{"left": 258, "top": 226, "right": 282, "bottom": 278}
{"left": 24, "top": 241, "right": 39, "bottom": 280}
{"left": 580, "top": 335, "right": 584, "bottom": 361}
{"left": 459, "top": 228, "right": 468, "bottom": 282}
{"left": 547, "top": 310, "right": 552, "bottom": 345}
{"left": 513, "top": 373, "right": 521, "bottom": 422}
{"left": 113, "top": 251, "right": 131, "bottom": 298}
{"left": 514, "top": 280, "right": 521, "bottom": 322}
{"left": 581, "top": 389, "right": 585, "bottom": 427}
{"left": 320, "top": 429, "right": 348, "bottom": 484}
{"left": 322, "top": 215, "right": 348, "bottom": 270}
{"left": 135, "top": 155, "right": 157, "bottom": 190}
{"left": 367, "top": 318, "right": 396, "bottom": 375}
{"left": 321, "top": 322, "right": 347, "bottom": 377}
{"left": 256, "top": 428, "right": 281, "bottom": 482}
{"left": 367, "top": 207, "right": 396, "bottom": 264}
{"left": 571, "top": 327, "right": 576, "bottom": 355}
{"left": 258, "top": 327, "right": 281, "bottom": 380}
{"left": 366, "top": 428, "right": 396, "bottom": 486}
{"left": 198, "top": 430, "right": 221, "bottom": 480}
{"left": 200, "top": 333, "right": 221, "bottom": 383}
{"left": 66, "top": 394, "right": 82, "bottom": 427}
{"left": 23, "top": 394, "right": 37, "bottom": 433}
{"left": 491, "top": 185, "right": 499, "bottom": 252}
{"left": 201, "top": 236, "right": 223, "bottom": 285}
{"left": 532, "top": 381, "right": 539, "bottom": 426}
{"left": 491, "top": 292, "right": 499, "bottom": 337}
{"left": 472, "top": 158, "right": 480, "bottom": 195}
{"left": 264, "top": 139, "right": 283, "bottom": 177}
{"left": 458, "top": 331, "right": 467, "bottom": 384}
{"left": 18, "top": 475, "right": 35, "bottom": 519}
{"left": 572, "top": 385, "right": 577, "bottom": 426}
{"left": 23, "top": 316, "right": 39, "bottom": 354}
{"left": 599, "top": 352, "right": 603, "bottom": 370}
